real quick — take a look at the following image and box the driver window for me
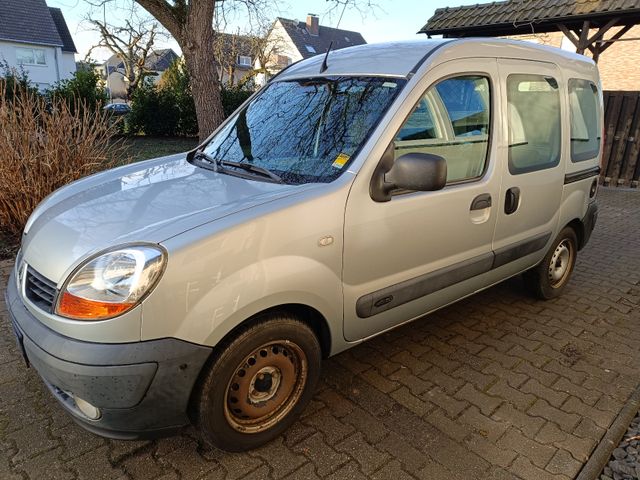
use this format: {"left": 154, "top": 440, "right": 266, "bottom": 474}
{"left": 394, "top": 75, "right": 491, "bottom": 183}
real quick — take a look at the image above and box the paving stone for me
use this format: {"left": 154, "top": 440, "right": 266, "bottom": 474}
{"left": 335, "top": 433, "right": 390, "bottom": 476}
{"left": 498, "top": 428, "right": 556, "bottom": 468}
{"left": 293, "top": 432, "right": 349, "bottom": 477}
{"left": 492, "top": 403, "right": 546, "bottom": 440}
{"left": 251, "top": 437, "right": 306, "bottom": 479}
{"left": 456, "top": 383, "right": 503, "bottom": 416}
{"left": 530, "top": 399, "right": 582, "bottom": 432}
{"left": 487, "top": 379, "right": 537, "bottom": 410}
{"left": 509, "top": 455, "right": 569, "bottom": 480}
{"left": 283, "top": 462, "right": 321, "bottom": 480}
{"left": 390, "top": 386, "right": 434, "bottom": 417}
{"left": 552, "top": 376, "right": 601, "bottom": 406}
{"left": 546, "top": 448, "right": 582, "bottom": 478}
{"left": 520, "top": 378, "right": 568, "bottom": 408}
{"left": 14, "top": 447, "right": 77, "bottom": 480}
{"left": 561, "top": 396, "right": 616, "bottom": 429}
{"left": 425, "top": 407, "right": 472, "bottom": 442}
{"left": 465, "top": 433, "right": 518, "bottom": 468}
{"left": 325, "top": 461, "right": 368, "bottom": 480}
{"left": 461, "top": 406, "right": 509, "bottom": 442}
{"left": 422, "top": 386, "right": 468, "bottom": 418}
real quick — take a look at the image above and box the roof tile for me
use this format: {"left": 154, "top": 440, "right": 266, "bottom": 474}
{"left": 420, "top": 0, "right": 640, "bottom": 35}
{"left": 0, "top": 0, "right": 63, "bottom": 47}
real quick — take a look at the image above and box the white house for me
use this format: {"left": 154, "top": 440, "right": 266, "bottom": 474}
{"left": 255, "top": 15, "right": 366, "bottom": 85}
{"left": 0, "top": 0, "right": 77, "bottom": 90}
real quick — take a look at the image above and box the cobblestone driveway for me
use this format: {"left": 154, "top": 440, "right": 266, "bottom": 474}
{"left": 1, "top": 188, "right": 639, "bottom": 480}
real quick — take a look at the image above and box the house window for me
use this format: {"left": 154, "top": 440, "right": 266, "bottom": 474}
{"left": 16, "top": 47, "right": 46, "bottom": 66}
{"left": 237, "top": 55, "right": 252, "bottom": 67}
{"left": 305, "top": 45, "right": 316, "bottom": 53}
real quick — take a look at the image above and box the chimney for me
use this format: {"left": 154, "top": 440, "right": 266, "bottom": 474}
{"left": 306, "top": 14, "right": 319, "bottom": 36}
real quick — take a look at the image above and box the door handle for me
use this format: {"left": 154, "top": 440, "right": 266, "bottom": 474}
{"left": 505, "top": 187, "right": 520, "bottom": 215}
{"left": 470, "top": 193, "right": 492, "bottom": 211}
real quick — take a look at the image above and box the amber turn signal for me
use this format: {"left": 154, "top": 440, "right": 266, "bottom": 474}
{"left": 57, "top": 291, "right": 133, "bottom": 320}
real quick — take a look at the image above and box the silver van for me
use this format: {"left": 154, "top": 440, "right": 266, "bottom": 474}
{"left": 5, "top": 38, "right": 601, "bottom": 451}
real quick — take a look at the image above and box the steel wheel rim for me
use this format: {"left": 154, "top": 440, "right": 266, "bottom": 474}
{"left": 224, "top": 341, "right": 308, "bottom": 434}
{"left": 548, "top": 239, "right": 573, "bottom": 288}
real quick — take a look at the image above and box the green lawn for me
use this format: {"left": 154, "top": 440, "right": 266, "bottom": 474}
{"left": 119, "top": 136, "right": 199, "bottom": 163}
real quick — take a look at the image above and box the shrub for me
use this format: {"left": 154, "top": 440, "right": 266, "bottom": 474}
{"left": 221, "top": 85, "right": 253, "bottom": 117}
{"left": 47, "top": 68, "right": 108, "bottom": 115}
{"left": 0, "top": 61, "right": 38, "bottom": 101}
{"left": 0, "top": 79, "right": 126, "bottom": 244}
{"left": 158, "top": 59, "right": 198, "bottom": 136}
{"left": 128, "top": 58, "right": 255, "bottom": 138}
{"left": 128, "top": 79, "right": 180, "bottom": 136}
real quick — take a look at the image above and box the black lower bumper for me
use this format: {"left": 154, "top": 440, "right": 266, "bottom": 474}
{"left": 580, "top": 201, "right": 598, "bottom": 250}
{"left": 4, "top": 269, "right": 212, "bottom": 440}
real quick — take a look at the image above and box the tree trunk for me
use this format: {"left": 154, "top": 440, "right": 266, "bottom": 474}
{"left": 180, "top": 2, "right": 225, "bottom": 141}
{"left": 135, "top": 0, "right": 227, "bottom": 140}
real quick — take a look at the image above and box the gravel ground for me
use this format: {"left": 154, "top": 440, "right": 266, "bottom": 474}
{"left": 601, "top": 413, "right": 640, "bottom": 479}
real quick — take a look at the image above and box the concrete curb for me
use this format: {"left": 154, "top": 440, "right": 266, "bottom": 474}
{"left": 576, "top": 385, "right": 640, "bottom": 480}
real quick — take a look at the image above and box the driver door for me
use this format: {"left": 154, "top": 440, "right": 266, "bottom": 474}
{"left": 343, "top": 58, "right": 502, "bottom": 341}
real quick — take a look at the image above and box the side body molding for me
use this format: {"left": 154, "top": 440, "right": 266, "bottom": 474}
{"left": 356, "top": 232, "right": 552, "bottom": 318}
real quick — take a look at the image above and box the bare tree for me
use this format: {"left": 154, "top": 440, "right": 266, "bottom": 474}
{"left": 87, "top": 16, "right": 159, "bottom": 98}
{"left": 88, "top": 0, "right": 377, "bottom": 140}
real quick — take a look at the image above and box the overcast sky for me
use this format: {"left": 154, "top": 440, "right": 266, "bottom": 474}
{"left": 47, "top": 0, "right": 482, "bottom": 62}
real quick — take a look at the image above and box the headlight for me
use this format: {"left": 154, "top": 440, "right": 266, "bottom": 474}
{"left": 56, "top": 245, "right": 166, "bottom": 320}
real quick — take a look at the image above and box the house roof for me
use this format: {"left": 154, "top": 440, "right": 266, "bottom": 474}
{"left": 48, "top": 7, "right": 77, "bottom": 53}
{"left": 0, "top": 0, "right": 64, "bottom": 47}
{"left": 144, "top": 49, "right": 179, "bottom": 71}
{"left": 277, "top": 17, "right": 366, "bottom": 59}
{"left": 420, "top": 0, "right": 640, "bottom": 37}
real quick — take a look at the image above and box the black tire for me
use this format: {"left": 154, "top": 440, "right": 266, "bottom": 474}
{"left": 194, "top": 313, "right": 321, "bottom": 452}
{"left": 524, "top": 226, "right": 578, "bottom": 300}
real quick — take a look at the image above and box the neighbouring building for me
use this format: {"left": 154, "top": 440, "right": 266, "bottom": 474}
{"left": 98, "top": 48, "right": 179, "bottom": 100}
{"left": 0, "top": 0, "right": 77, "bottom": 90}
{"left": 255, "top": 14, "right": 367, "bottom": 85}
{"left": 213, "top": 32, "right": 258, "bottom": 86}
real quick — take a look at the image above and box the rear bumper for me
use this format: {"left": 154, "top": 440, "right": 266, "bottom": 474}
{"left": 4, "top": 269, "right": 212, "bottom": 439}
{"left": 580, "top": 201, "right": 598, "bottom": 250}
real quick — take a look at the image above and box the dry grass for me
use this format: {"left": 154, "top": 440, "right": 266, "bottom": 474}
{"left": 0, "top": 81, "right": 127, "bottom": 245}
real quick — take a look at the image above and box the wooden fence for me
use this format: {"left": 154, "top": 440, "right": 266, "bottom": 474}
{"left": 602, "top": 91, "right": 640, "bottom": 188}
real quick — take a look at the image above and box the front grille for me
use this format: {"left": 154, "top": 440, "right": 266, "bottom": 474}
{"left": 25, "top": 267, "right": 57, "bottom": 313}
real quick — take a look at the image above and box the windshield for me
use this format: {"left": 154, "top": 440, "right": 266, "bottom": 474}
{"left": 202, "top": 76, "right": 405, "bottom": 184}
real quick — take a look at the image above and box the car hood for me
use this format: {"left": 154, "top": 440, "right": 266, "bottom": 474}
{"left": 22, "top": 154, "right": 310, "bottom": 283}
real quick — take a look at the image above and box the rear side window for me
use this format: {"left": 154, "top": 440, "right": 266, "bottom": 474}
{"left": 394, "top": 75, "right": 491, "bottom": 183}
{"left": 507, "top": 74, "right": 561, "bottom": 174}
{"left": 569, "top": 79, "right": 600, "bottom": 162}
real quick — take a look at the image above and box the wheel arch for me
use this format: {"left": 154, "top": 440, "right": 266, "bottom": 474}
{"left": 566, "top": 218, "right": 585, "bottom": 250}
{"left": 187, "top": 302, "right": 331, "bottom": 422}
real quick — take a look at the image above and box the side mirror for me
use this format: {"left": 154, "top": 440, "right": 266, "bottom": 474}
{"left": 371, "top": 152, "right": 447, "bottom": 202}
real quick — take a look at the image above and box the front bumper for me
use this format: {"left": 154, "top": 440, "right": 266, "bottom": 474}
{"left": 4, "top": 269, "right": 212, "bottom": 439}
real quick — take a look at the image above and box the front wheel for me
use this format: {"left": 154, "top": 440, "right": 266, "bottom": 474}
{"left": 194, "top": 313, "right": 322, "bottom": 451}
{"left": 524, "top": 226, "right": 578, "bottom": 300}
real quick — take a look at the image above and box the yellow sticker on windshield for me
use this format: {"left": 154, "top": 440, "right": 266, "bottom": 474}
{"left": 332, "top": 153, "right": 350, "bottom": 169}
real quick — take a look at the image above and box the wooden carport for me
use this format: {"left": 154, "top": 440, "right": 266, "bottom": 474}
{"left": 419, "top": 0, "right": 640, "bottom": 63}
{"left": 419, "top": 0, "right": 640, "bottom": 187}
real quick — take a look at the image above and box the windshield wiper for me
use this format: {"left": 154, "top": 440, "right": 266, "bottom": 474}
{"left": 192, "top": 150, "right": 217, "bottom": 167}
{"left": 219, "top": 159, "right": 285, "bottom": 184}
{"left": 193, "top": 151, "right": 284, "bottom": 184}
